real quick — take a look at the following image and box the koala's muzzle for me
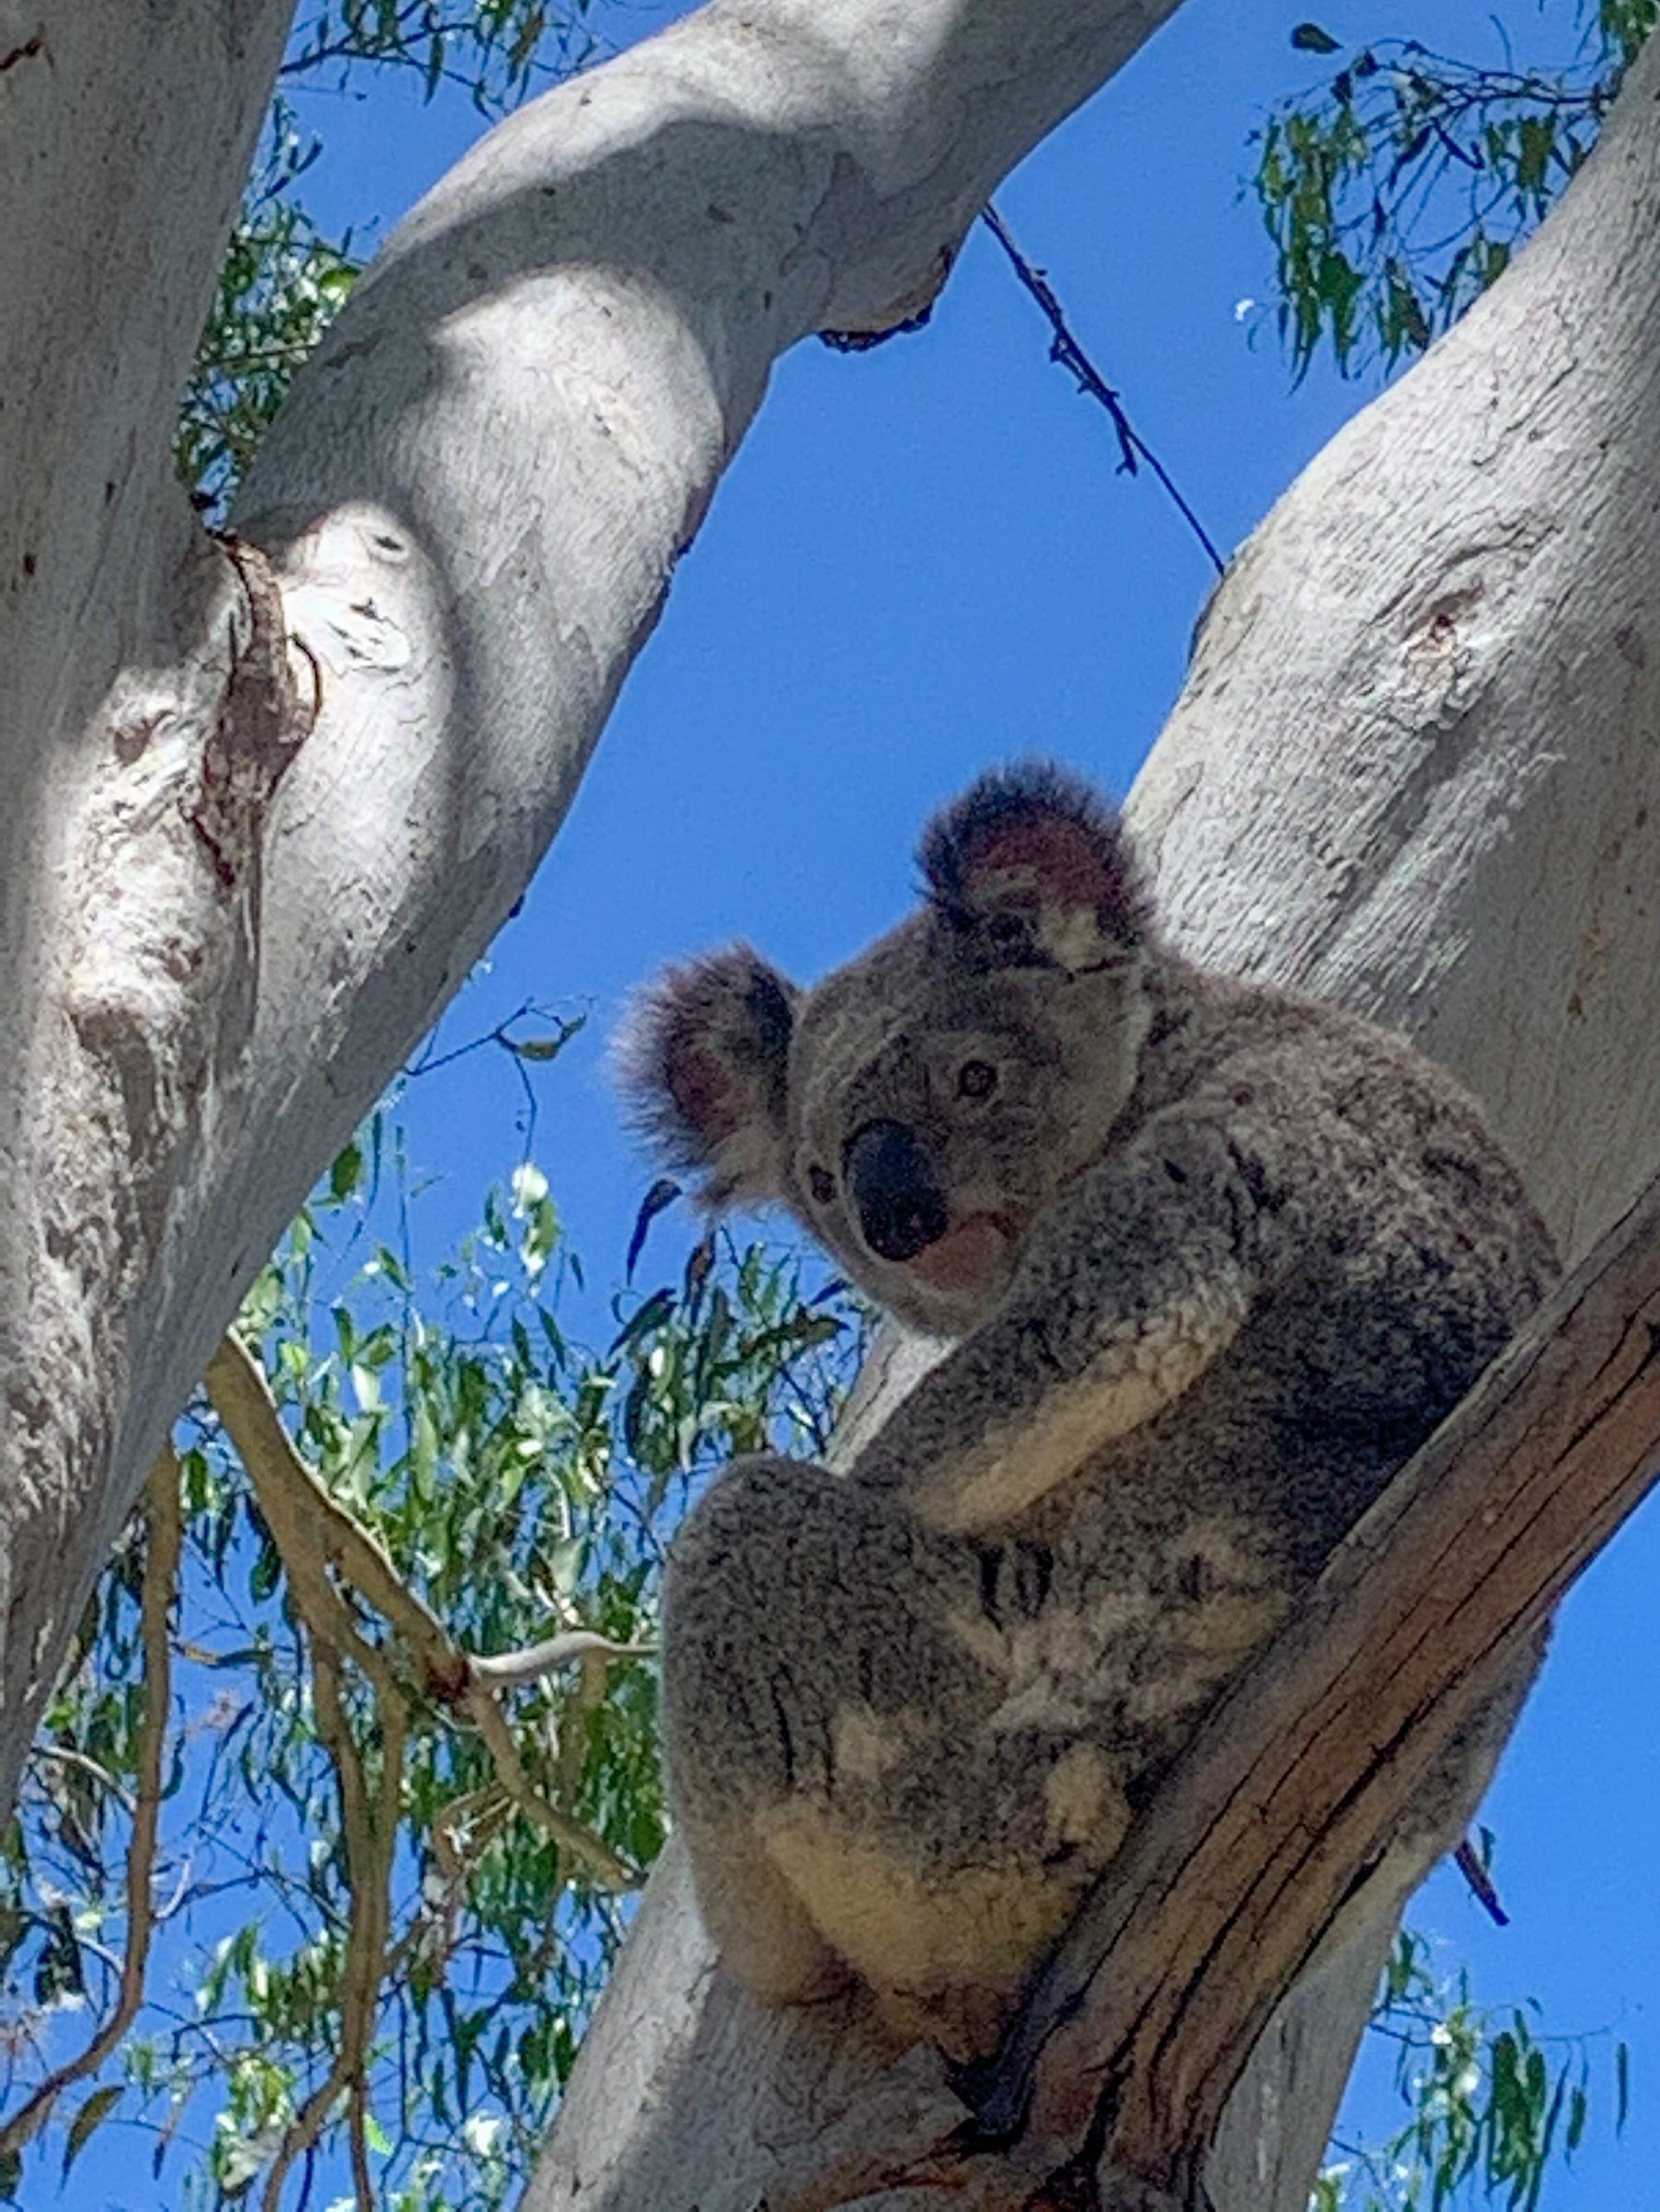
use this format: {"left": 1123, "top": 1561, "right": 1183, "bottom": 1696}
{"left": 844, "top": 1120, "right": 950, "bottom": 1263}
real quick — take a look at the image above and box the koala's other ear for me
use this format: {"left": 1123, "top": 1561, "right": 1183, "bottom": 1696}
{"left": 616, "top": 947, "right": 798, "bottom": 1210}
{"left": 920, "top": 760, "right": 1148, "bottom": 972}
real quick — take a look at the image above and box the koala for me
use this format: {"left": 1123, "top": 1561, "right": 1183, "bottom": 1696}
{"left": 622, "top": 762, "right": 1556, "bottom": 2060}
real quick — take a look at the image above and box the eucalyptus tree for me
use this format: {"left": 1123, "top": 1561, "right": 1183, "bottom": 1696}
{"left": 4, "top": 2, "right": 1659, "bottom": 2207}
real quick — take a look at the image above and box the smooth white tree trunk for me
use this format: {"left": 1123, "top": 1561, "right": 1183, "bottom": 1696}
{"left": 0, "top": 0, "right": 294, "bottom": 1791}
{"left": 524, "top": 29, "right": 1660, "bottom": 2212}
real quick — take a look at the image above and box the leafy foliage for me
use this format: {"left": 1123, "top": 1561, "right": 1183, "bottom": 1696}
{"left": 1315, "top": 1929, "right": 1629, "bottom": 2211}
{"left": 282, "top": 0, "right": 598, "bottom": 110}
{"left": 175, "top": 102, "right": 359, "bottom": 518}
{"left": 0, "top": 1129, "right": 863, "bottom": 2207}
{"left": 1254, "top": 3, "right": 1657, "bottom": 378}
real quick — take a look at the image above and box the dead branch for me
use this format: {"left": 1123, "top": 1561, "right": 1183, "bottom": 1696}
{"left": 470, "top": 1630, "right": 654, "bottom": 1692}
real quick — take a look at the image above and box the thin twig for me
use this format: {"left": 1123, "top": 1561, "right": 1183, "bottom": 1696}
{"left": 981, "top": 201, "right": 1227, "bottom": 577}
{"left": 469, "top": 1629, "right": 655, "bottom": 1690}
{"left": 27, "top": 1743, "right": 137, "bottom": 1817}
{"left": 0, "top": 1450, "right": 184, "bottom": 2161}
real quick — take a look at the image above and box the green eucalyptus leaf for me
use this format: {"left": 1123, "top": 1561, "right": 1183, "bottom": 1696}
{"left": 63, "top": 2083, "right": 124, "bottom": 2177}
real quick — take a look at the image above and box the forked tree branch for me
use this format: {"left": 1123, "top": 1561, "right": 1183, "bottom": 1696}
{"left": 204, "top": 1331, "right": 642, "bottom": 1890}
{"left": 792, "top": 1165, "right": 1660, "bottom": 2210}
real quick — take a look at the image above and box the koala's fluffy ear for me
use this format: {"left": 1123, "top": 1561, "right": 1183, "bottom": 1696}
{"left": 617, "top": 947, "right": 798, "bottom": 1210}
{"left": 920, "top": 760, "right": 1148, "bottom": 972}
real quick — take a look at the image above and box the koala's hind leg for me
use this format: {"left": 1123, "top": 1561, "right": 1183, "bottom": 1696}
{"left": 672, "top": 1802, "right": 850, "bottom": 2006}
{"left": 661, "top": 1454, "right": 1004, "bottom": 2016}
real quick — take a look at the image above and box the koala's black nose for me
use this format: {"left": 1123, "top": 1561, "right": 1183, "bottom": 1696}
{"left": 844, "top": 1121, "right": 949, "bottom": 1263}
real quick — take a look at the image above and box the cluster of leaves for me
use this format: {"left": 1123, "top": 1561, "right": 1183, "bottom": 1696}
{"left": 177, "top": 1, "right": 603, "bottom": 514}
{"left": 283, "top": 0, "right": 598, "bottom": 108}
{"left": 1314, "top": 1928, "right": 1629, "bottom": 2212}
{"left": 1254, "top": 3, "right": 1657, "bottom": 378}
{"left": 175, "top": 101, "right": 360, "bottom": 518}
{"left": 0, "top": 1127, "right": 862, "bottom": 2208}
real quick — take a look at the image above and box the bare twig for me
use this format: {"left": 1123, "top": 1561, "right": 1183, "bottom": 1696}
{"left": 261, "top": 1643, "right": 406, "bottom": 2211}
{"left": 0, "top": 1450, "right": 184, "bottom": 2160}
{"left": 469, "top": 1630, "right": 654, "bottom": 1691}
{"left": 981, "top": 202, "right": 1227, "bottom": 577}
{"left": 27, "top": 1742, "right": 137, "bottom": 1817}
{"left": 405, "top": 1001, "right": 586, "bottom": 1153}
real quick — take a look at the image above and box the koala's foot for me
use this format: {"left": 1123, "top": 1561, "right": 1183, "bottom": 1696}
{"left": 871, "top": 1978, "right": 1021, "bottom": 2066}
{"left": 680, "top": 1806, "right": 849, "bottom": 2008}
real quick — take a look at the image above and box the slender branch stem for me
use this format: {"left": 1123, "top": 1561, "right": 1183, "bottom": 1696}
{"left": 469, "top": 1630, "right": 654, "bottom": 1691}
{"left": 981, "top": 202, "right": 1227, "bottom": 577}
{"left": 205, "top": 1331, "right": 640, "bottom": 1889}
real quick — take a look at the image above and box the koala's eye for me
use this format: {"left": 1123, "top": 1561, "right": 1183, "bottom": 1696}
{"left": 957, "top": 1059, "right": 998, "bottom": 1101}
{"left": 807, "top": 1165, "right": 836, "bottom": 1205}
{"left": 987, "top": 912, "right": 1027, "bottom": 949}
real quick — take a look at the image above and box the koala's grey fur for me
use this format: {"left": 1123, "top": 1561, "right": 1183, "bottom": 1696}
{"left": 622, "top": 762, "right": 1556, "bottom": 2059}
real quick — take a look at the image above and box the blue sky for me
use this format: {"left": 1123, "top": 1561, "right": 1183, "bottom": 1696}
{"left": 75, "top": 1, "right": 1660, "bottom": 2202}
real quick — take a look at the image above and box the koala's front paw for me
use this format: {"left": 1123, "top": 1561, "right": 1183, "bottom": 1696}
{"left": 909, "top": 1271, "right": 1251, "bottom": 1535}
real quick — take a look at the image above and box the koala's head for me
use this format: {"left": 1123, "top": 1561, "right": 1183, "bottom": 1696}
{"left": 620, "top": 764, "right": 1154, "bottom": 1335}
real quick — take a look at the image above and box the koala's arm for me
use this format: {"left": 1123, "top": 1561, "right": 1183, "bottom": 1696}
{"left": 852, "top": 1088, "right": 1299, "bottom": 1535}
